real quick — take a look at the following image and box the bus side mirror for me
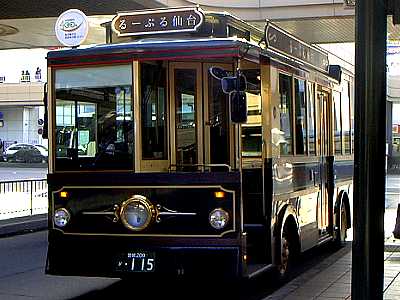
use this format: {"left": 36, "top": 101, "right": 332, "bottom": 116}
{"left": 221, "top": 75, "right": 247, "bottom": 94}
{"left": 209, "top": 66, "right": 228, "bottom": 80}
{"left": 230, "top": 91, "right": 247, "bottom": 123}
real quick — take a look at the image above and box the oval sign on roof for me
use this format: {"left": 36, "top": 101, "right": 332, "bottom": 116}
{"left": 55, "top": 9, "right": 89, "bottom": 47}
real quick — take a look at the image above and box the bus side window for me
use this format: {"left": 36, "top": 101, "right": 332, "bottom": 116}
{"left": 350, "top": 82, "right": 355, "bottom": 153}
{"left": 279, "top": 74, "right": 293, "bottom": 155}
{"left": 241, "top": 68, "right": 262, "bottom": 159}
{"left": 333, "top": 91, "right": 342, "bottom": 155}
{"left": 341, "top": 80, "right": 351, "bottom": 155}
{"left": 307, "top": 82, "right": 316, "bottom": 155}
{"left": 140, "top": 62, "right": 167, "bottom": 160}
{"left": 294, "top": 78, "right": 307, "bottom": 155}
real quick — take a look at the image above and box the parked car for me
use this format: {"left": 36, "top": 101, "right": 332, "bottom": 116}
{"left": 3, "top": 143, "right": 48, "bottom": 163}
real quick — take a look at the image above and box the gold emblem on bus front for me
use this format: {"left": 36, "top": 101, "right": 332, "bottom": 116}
{"left": 120, "top": 195, "right": 156, "bottom": 231}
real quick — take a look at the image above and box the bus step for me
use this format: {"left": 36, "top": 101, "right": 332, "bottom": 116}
{"left": 247, "top": 263, "right": 274, "bottom": 279}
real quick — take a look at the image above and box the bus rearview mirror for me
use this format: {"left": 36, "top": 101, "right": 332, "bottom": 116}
{"left": 221, "top": 75, "right": 247, "bottom": 94}
{"left": 230, "top": 91, "right": 247, "bottom": 123}
{"left": 209, "top": 66, "right": 228, "bottom": 80}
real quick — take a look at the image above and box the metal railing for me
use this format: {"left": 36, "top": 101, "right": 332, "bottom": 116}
{"left": 0, "top": 179, "right": 47, "bottom": 220}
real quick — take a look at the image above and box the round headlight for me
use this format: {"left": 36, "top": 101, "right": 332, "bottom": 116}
{"left": 120, "top": 195, "right": 155, "bottom": 231}
{"left": 209, "top": 208, "right": 229, "bottom": 230}
{"left": 54, "top": 208, "right": 70, "bottom": 227}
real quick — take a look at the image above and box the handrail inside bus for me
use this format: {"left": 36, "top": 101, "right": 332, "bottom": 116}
{"left": 168, "top": 164, "right": 232, "bottom": 172}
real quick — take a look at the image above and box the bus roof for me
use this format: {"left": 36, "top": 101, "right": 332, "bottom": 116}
{"left": 47, "top": 37, "right": 261, "bottom": 66}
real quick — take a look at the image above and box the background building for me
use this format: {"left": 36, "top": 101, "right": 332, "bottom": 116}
{"left": 0, "top": 48, "right": 47, "bottom": 149}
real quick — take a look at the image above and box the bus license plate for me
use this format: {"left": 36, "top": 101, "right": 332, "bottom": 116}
{"left": 114, "top": 252, "right": 155, "bottom": 272}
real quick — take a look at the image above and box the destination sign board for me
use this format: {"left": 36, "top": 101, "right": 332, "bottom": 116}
{"left": 265, "top": 23, "right": 329, "bottom": 73}
{"left": 112, "top": 7, "right": 205, "bottom": 37}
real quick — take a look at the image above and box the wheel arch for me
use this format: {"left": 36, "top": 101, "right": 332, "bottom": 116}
{"left": 272, "top": 203, "right": 300, "bottom": 265}
{"left": 335, "top": 190, "right": 352, "bottom": 230}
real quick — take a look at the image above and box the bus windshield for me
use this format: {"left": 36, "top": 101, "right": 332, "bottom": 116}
{"left": 54, "top": 65, "right": 133, "bottom": 171}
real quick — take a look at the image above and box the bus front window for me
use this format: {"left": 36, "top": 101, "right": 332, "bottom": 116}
{"left": 55, "top": 65, "right": 133, "bottom": 170}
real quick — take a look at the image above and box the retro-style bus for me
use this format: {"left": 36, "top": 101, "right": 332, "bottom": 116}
{"left": 45, "top": 7, "right": 354, "bottom": 280}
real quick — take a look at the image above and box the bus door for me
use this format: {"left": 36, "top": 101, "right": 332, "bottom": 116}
{"left": 318, "top": 90, "right": 331, "bottom": 234}
{"left": 169, "top": 62, "right": 203, "bottom": 170}
{"left": 203, "top": 63, "right": 233, "bottom": 169}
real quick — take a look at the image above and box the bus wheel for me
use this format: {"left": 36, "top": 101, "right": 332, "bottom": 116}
{"left": 277, "top": 222, "right": 296, "bottom": 280}
{"left": 335, "top": 202, "right": 348, "bottom": 246}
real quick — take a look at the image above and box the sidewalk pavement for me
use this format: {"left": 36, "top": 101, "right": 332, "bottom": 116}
{"left": 265, "top": 239, "right": 400, "bottom": 300}
{"left": 0, "top": 213, "right": 47, "bottom": 237}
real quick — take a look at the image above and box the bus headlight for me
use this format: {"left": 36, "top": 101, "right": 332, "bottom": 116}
{"left": 54, "top": 208, "right": 70, "bottom": 227}
{"left": 209, "top": 208, "right": 229, "bottom": 229}
{"left": 120, "top": 195, "right": 155, "bottom": 231}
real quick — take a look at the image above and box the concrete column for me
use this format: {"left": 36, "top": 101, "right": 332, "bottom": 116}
{"left": 352, "top": 0, "right": 387, "bottom": 299}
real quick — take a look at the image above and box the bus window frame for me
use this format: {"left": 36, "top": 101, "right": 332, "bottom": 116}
{"left": 137, "top": 61, "right": 170, "bottom": 172}
{"left": 293, "top": 75, "right": 308, "bottom": 156}
{"left": 278, "top": 71, "right": 294, "bottom": 156}
{"left": 307, "top": 81, "right": 317, "bottom": 156}
{"left": 203, "top": 62, "right": 235, "bottom": 169}
{"left": 169, "top": 62, "right": 204, "bottom": 171}
{"left": 333, "top": 89, "right": 343, "bottom": 156}
{"left": 50, "top": 62, "right": 135, "bottom": 173}
{"left": 241, "top": 62, "right": 263, "bottom": 161}
{"left": 341, "top": 79, "right": 352, "bottom": 156}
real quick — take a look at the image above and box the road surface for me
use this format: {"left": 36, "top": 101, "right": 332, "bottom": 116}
{"left": 0, "top": 230, "right": 352, "bottom": 300}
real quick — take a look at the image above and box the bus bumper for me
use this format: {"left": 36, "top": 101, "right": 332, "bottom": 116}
{"left": 46, "top": 234, "right": 243, "bottom": 279}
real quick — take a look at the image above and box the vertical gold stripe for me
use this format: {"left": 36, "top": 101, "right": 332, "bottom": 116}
{"left": 169, "top": 62, "right": 176, "bottom": 167}
{"left": 196, "top": 65, "right": 204, "bottom": 166}
{"left": 315, "top": 84, "right": 320, "bottom": 156}
{"left": 47, "top": 67, "right": 54, "bottom": 174}
{"left": 261, "top": 61, "right": 272, "bottom": 159}
{"left": 133, "top": 61, "right": 141, "bottom": 172}
{"left": 328, "top": 91, "right": 334, "bottom": 156}
{"left": 202, "top": 63, "right": 210, "bottom": 165}
{"left": 229, "top": 62, "right": 236, "bottom": 167}
{"left": 234, "top": 59, "right": 241, "bottom": 170}
{"left": 291, "top": 76, "right": 296, "bottom": 155}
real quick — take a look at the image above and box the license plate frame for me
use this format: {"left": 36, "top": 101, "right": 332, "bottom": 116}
{"left": 114, "top": 251, "right": 156, "bottom": 273}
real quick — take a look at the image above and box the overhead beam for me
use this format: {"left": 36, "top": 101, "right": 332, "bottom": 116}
{"left": 0, "top": 0, "right": 164, "bottom": 19}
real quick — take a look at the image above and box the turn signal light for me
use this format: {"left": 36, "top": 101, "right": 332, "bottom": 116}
{"left": 60, "top": 191, "right": 68, "bottom": 198}
{"left": 214, "top": 191, "right": 225, "bottom": 199}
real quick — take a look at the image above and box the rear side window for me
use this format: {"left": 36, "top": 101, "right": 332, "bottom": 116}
{"left": 294, "top": 78, "right": 307, "bottom": 155}
{"left": 333, "top": 91, "right": 342, "bottom": 154}
{"left": 279, "top": 73, "right": 293, "bottom": 155}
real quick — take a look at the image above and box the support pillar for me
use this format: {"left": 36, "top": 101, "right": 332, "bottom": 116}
{"left": 352, "top": 0, "right": 387, "bottom": 299}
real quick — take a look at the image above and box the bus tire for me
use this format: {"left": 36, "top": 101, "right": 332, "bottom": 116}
{"left": 334, "top": 201, "right": 348, "bottom": 247}
{"left": 277, "top": 220, "right": 298, "bottom": 281}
